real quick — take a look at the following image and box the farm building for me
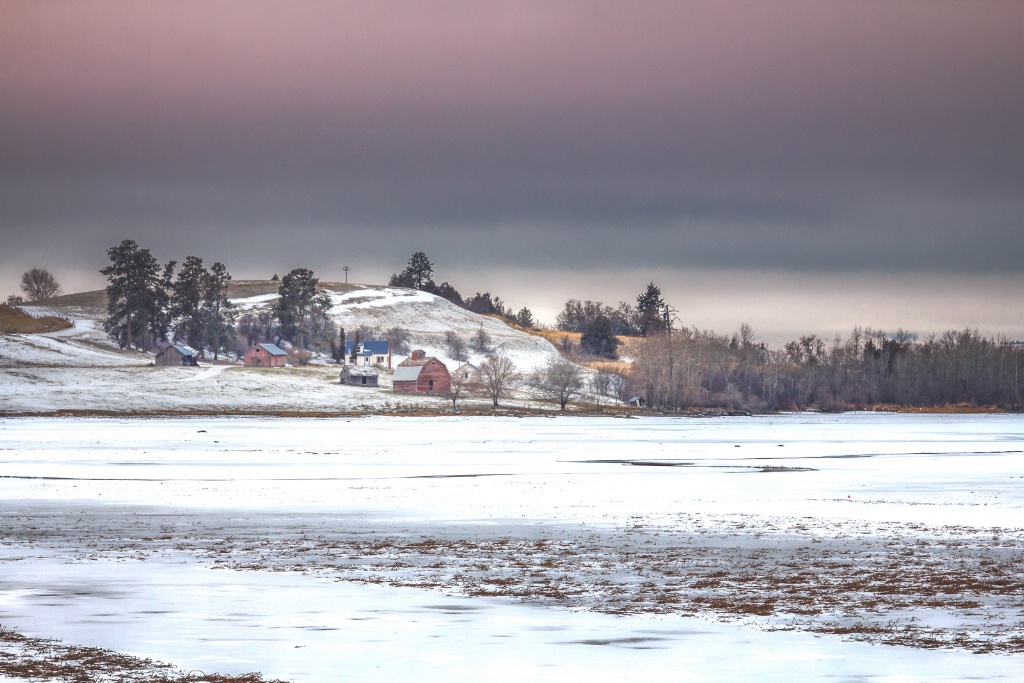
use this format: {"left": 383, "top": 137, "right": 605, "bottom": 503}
{"left": 155, "top": 345, "right": 197, "bottom": 366}
{"left": 452, "top": 363, "right": 481, "bottom": 384}
{"left": 340, "top": 365, "right": 379, "bottom": 387}
{"left": 393, "top": 350, "right": 450, "bottom": 395}
{"left": 243, "top": 343, "right": 288, "bottom": 368}
{"left": 345, "top": 340, "right": 392, "bottom": 369}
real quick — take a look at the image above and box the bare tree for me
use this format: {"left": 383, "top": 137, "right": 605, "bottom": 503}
{"left": 20, "top": 268, "right": 62, "bottom": 301}
{"left": 479, "top": 354, "right": 519, "bottom": 407}
{"left": 446, "top": 366, "right": 471, "bottom": 409}
{"left": 445, "top": 330, "right": 469, "bottom": 362}
{"left": 531, "top": 356, "right": 586, "bottom": 411}
{"left": 590, "top": 368, "right": 622, "bottom": 406}
{"left": 5, "top": 294, "right": 25, "bottom": 306}
{"left": 473, "top": 324, "right": 491, "bottom": 353}
{"left": 385, "top": 326, "right": 411, "bottom": 354}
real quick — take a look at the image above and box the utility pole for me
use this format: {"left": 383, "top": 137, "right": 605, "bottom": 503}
{"left": 343, "top": 266, "right": 350, "bottom": 284}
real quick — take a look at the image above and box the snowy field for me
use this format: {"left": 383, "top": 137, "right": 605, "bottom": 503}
{"left": 1, "top": 413, "right": 1022, "bottom": 681}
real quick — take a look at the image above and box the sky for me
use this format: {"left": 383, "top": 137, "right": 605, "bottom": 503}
{"left": 2, "top": 1, "right": 1023, "bottom": 340}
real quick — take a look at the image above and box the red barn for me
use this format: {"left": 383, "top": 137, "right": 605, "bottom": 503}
{"left": 393, "top": 350, "right": 450, "bottom": 394}
{"left": 244, "top": 343, "right": 288, "bottom": 367}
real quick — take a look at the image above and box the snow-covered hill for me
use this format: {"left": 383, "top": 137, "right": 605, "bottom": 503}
{"left": 233, "top": 283, "right": 562, "bottom": 372}
{"left": 0, "top": 283, "right": 574, "bottom": 415}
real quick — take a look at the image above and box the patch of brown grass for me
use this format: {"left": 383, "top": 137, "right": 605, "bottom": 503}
{"left": 0, "top": 625, "right": 287, "bottom": 682}
{"left": 0, "top": 305, "right": 72, "bottom": 334}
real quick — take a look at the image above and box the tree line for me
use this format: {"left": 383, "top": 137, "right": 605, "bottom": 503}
{"left": 549, "top": 282, "right": 667, "bottom": 359}
{"left": 389, "top": 252, "right": 535, "bottom": 328}
{"left": 99, "top": 239, "right": 345, "bottom": 361}
{"left": 625, "top": 324, "right": 1024, "bottom": 411}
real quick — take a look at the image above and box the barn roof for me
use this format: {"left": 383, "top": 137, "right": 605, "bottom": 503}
{"left": 161, "top": 344, "right": 195, "bottom": 357}
{"left": 257, "top": 343, "right": 287, "bottom": 356}
{"left": 392, "top": 365, "right": 423, "bottom": 382}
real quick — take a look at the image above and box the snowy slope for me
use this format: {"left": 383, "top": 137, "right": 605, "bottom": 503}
{"left": 0, "top": 283, "right": 575, "bottom": 414}
{"left": 326, "top": 285, "right": 561, "bottom": 372}
{"left": 235, "top": 283, "right": 563, "bottom": 372}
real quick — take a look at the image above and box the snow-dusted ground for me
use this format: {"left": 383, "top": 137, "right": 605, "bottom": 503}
{"left": 1, "top": 413, "right": 1022, "bottom": 681}
{"left": 320, "top": 285, "right": 562, "bottom": 372}
{"left": 0, "top": 283, "right": 573, "bottom": 414}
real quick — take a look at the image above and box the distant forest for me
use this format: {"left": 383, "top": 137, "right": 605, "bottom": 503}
{"left": 620, "top": 325, "right": 1023, "bottom": 412}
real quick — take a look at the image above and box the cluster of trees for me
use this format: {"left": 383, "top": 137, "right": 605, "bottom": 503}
{"left": 100, "top": 240, "right": 340, "bottom": 361}
{"left": 389, "top": 252, "right": 535, "bottom": 329}
{"left": 444, "top": 324, "right": 493, "bottom": 362}
{"left": 5, "top": 268, "right": 64, "bottom": 305}
{"left": 446, "top": 353, "right": 592, "bottom": 412}
{"left": 625, "top": 324, "right": 1024, "bottom": 411}
{"left": 555, "top": 282, "right": 667, "bottom": 359}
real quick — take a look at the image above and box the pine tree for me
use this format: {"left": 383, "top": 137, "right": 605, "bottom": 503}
{"left": 581, "top": 313, "right": 618, "bottom": 358}
{"left": 273, "top": 268, "right": 332, "bottom": 347}
{"left": 100, "top": 240, "right": 174, "bottom": 351}
{"left": 390, "top": 252, "right": 434, "bottom": 290}
{"left": 404, "top": 252, "right": 434, "bottom": 289}
{"left": 514, "top": 307, "right": 535, "bottom": 328}
{"left": 203, "top": 262, "right": 234, "bottom": 360}
{"left": 636, "top": 282, "right": 666, "bottom": 337}
{"left": 171, "top": 256, "right": 209, "bottom": 351}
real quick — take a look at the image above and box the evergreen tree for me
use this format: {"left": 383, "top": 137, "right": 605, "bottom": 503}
{"left": 389, "top": 251, "right": 434, "bottom": 290}
{"left": 148, "top": 261, "right": 177, "bottom": 348}
{"left": 636, "top": 282, "right": 666, "bottom": 337}
{"left": 514, "top": 307, "right": 535, "bottom": 328}
{"left": 100, "top": 240, "right": 174, "bottom": 351}
{"left": 581, "top": 313, "right": 618, "bottom": 358}
{"left": 171, "top": 256, "right": 209, "bottom": 351}
{"left": 404, "top": 251, "right": 433, "bottom": 289}
{"left": 203, "top": 262, "right": 234, "bottom": 360}
{"left": 273, "top": 268, "right": 332, "bottom": 348}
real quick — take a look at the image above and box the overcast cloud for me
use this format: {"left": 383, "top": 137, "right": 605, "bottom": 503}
{"left": 2, "top": 1, "right": 1022, "bottom": 337}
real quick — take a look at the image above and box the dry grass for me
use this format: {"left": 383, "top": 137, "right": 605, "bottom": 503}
{"left": 866, "top": 403, "right": 1013, "bottom": 414}
{"left": 0, "top": 625, "right": 288, "bottom": 682}
{"left": 0, "top": 305, "right": 72, "bottom": 335}
{"left": 12, "top": 510, "right": 1019, "bottom": 655}
{"left": 227, "top": 280, "right": 365, "bottom": 300}
{"left": 30, "top": 290, "right": 107, "bottom": 316}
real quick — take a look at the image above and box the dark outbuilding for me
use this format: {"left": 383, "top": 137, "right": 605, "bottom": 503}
{"left": 340, "top": 365, "right": 379, "bottom": 387}
{"left": 155, "top": 344, "right": 197, "bottom": 366}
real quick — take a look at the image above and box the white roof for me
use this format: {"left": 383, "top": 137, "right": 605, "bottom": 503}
{"left": 392, "top": 365, "right": 422, "bottom": 382}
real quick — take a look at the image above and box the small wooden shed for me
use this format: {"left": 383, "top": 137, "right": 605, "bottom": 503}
{"left": 155, "top": 344, "right": 197, "bottom": 366}
{"left": 244, "top": 342, "right": 288, "bottom": 367}
{"left": 340, "top": 365, "right": 379, "bottom": 387}
{"left": 393, "top": 350, "right": 450, "bottom": 394}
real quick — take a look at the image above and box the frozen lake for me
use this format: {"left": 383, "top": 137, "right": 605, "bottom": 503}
{"left": 1, "top": 413, "right": 1022, "bottom": 680}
